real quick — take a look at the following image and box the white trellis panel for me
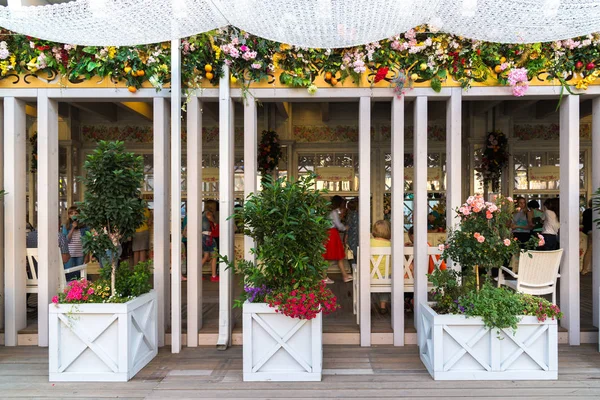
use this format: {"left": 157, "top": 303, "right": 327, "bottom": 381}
{"left": 243, "top": 303, "right": 322, "bottom": 382}
{"left": 49, "top": 291, "right": 158, "bottom": 382}
{"left": 419, "top": 303, "right": 558, "bottom": 380}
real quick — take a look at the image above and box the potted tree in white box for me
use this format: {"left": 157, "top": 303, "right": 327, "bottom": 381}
{"left": 49, "top": 141, "right": 157, "bottom": 382}
{"left": 229, "top": 174, "right": 338, "bottom": 382}
{"left": 420, "top": 195, "right": 562, "bottom": 380}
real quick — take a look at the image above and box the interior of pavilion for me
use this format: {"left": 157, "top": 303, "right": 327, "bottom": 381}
{"left": 17, "top": 95, "right": 596, "bottom": 342}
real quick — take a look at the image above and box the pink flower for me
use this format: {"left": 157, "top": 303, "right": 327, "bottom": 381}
{"left": 506, "top": 197, "right": 513, "bottom": 202}
{"left": 507, "top": 68, "right": 529, "bottom": 97}
{"left": 438, "top": 244, "right": 445, "bottom": 251}
{"left": 52, "top": 296, "right": 59, "bottom": 304}
{"left": 486, "top": 211, "right": 493, "bottom": 220}
{"left": 474, "top": 232, "right": 481, "bottom": 239}
{"left": 539, "top": 239, "right": 545, "bottom": 247}
{"left": 477, "top": 236, "right": 486, "bottom": 243}
{"left": 240, "top": 44, "right": 248, "bottom": 52}
{"left": 503, "top": 239, "right": 511, "bottom": 246}
{"left": 462, "top": 208, "right": 471, "bottom": 216}
{"left": 488, "top": 204, "right": 498, "bottom": 213}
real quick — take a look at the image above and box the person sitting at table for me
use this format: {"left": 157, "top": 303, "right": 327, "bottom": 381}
{"left": 512, "top": 197, "right": 532, "bottom": 244}
{"left": 370, "top": 220, "right": 391, "bottom": 313}
{"left": 405, "top": 226, "right": 447, "bottom": 276}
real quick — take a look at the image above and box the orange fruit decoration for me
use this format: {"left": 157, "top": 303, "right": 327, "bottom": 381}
{"left": 128, "top": 86, "right": 137, "bottom": 93}
{"left": 325, "top": 71, "right": 332, "bottom": 80}
{"left": 205, "top": 72, "right": 214, "bottom": 80}
{"left": 330, "top": 77, "right": 338, "bottom": 86}
{"left": 137, "top": 70, "right": 145, "bottom": 77}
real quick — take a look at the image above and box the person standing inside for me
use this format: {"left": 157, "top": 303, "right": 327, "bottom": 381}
{"left": 323, "top": 195, "right": 353, "bottom": 284}
{"left": 345, "top": 198, "right": 359, "bottom": 261}
{"left": 527, "top": 199, "right": 544, "bottom": 237}
{"left": 511, "top": 196, "right": 532, "bottom": 244}
{"left": 541, "top": 198, "right": 560, "bottom": 250}
{"left": 582, "top": 199, "right": 594, "bottom": 275}
{"left": 202, "top": 210, "right": 218, "bottom": 282}
{"left": 133, "top": 207, "right": 152, "bottom": 265}
{"left": 62, "top": 206, "right": 88, "bottom": 269}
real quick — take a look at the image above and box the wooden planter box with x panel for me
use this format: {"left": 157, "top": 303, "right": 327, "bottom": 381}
{"left": 419, "top": 303, "right": 558, "bottom": 380}
{"left": 48, "top": 291, "right": 158, "bottom": 382}
{"left": 243, "top": 302, "right": 322, "bottom": 381}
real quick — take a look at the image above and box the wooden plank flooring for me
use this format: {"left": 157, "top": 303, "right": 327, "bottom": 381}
{"left": 1, "top": 345, "right": 600, "bottom": 398}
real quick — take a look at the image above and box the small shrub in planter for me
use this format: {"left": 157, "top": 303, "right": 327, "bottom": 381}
{"left": 420, "top": 195, "right": 562, "bottom": 380}
{"left": 226, "top": 174, "right": 339, "bottom": 381}
{"left": 49, "top": 141, "right": 156, "bottom": 382}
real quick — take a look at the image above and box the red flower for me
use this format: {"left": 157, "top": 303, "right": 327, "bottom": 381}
{"left": 374, "top": 67, "right": 389, "bottom": 83}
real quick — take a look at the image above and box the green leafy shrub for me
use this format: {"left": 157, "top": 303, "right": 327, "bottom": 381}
{"left": 100, "top": 260, "right": 153, "bottom": 298}
{"left": 226, "top": 174, "right": 339, "bottom": 319}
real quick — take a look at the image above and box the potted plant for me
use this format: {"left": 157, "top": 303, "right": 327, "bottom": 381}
{"left": 229, "top": 174, "right": 339, "bottom": 382}
{"left": 419, "top": 195, "right": 562, "bottom": 380}
{"left": 49, "top": 141, "right": 157, "bottom": 382}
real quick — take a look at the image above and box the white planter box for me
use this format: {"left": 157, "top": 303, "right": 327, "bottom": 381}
{"left": 49, "top": 290, "right": 158, "bottom": 382}
{"left": 419, "top": 303, "right": 558, "bottom": 380}
{"left": 243, "top": 302, "right": 322, "bottom": 381}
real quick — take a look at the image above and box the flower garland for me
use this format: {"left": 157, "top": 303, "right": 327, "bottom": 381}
{"left": 258, "top": 130, "right": 282, "bottom": 176}
{"left": 476, "top": 131, "right": 509, "bottom": 193}
{"left": 1, "top": 27, "right": 600, "bottom": 96}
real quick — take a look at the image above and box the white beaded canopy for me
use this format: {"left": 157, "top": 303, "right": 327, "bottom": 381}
{"left": 0, "top": 0, "right": 599, "bottom": 46}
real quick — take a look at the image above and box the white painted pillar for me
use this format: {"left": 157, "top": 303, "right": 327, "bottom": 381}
{"left": 3, "top": 97, "right": 27, "bottom": 346}
{"left": 391, "top": 96, "right": 405, "bottom": 346}
{"left": 66, "top": 145, "right": 73, "bottom": 208}
{"left": 37, "top": 90, "right": 60, "bottom": 347}
{"left": 446, "top": 88, "right": 462, "bottom": 269}
{"left": 186, "top": 96, "right": 203, "bottom": 347}
{"left": 358, "top": 96, "right": 372, "bottom": 347}
{"left": 592, "top": 97, "right": 600, "bottom": 328}
{"left": 559, "top": 95, "right": 580, "bottom": 345}
{"left": 170, "top": 38, "right": 182, "bottom": 353}
{"left": 0, "top": 100, "right": 4, "bottom": 332}
{"left": 244, "top": 98, "right": 257, "bottom": 261}
{"left": 217, "top": 65, "right": 234, "bottom": 349}
{"left": 153, "top": 97, "right": 170, "bottom": 347}
{"left": 414, "top": 96, "right": 428, "bottom": 347}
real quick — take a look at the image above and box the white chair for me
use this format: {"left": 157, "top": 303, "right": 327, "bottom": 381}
{"left": 497, "top": 249, "right": 563, "bottom": 304}
{"left": 403, "top": 247, "right": 445, "bottom": 293}
{"left": 26, "top": 248, "right": 88, "bottom": 292}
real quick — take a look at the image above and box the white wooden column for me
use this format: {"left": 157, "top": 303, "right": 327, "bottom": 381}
{"left": 244, "top": 97, "right": 257, "bottom": 262}
{"left": 153, "top": 97, "right": 170, "bottom": 347}
{"left": 559, "top": 95, "right": 580, "bottom": 345}
{"left": 217, "top": 65, "right": 234, "bottom": 349}
{"left": 592, "top": 97, "right": 600, "bottom": 328}
{"left": 66, "top": 145, "right": 73, "bottom": 208}
{"left": 186, "top": 96, "right": 203, "bottom": 347}
{"left": 446, "top": 88, "right": 462, "bottom": 269}
{"left": 0, "top": 100, "right": 4, "bottom": 332}
{"left": 37, "top": 90, "right": 60, "bottom": 347}
{"left": 359, "top": 96, "right": 372, "bottom": 347}
{"left": 414, "top": 96, "right": 428, "bottom": 347}
{"left": 170, "top": 38, "right": 182, "bottom": 353}
{"left": 391, "top": 96, "right": 405, "bottom": 346}
{"left": 3, "top": 97, "right": 27, "bottom": 346}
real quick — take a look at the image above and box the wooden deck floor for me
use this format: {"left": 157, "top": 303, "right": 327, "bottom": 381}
{"left": 1, "top": 345, "right": 600, "bottom": 399}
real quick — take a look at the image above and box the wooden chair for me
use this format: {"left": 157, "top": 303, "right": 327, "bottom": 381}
{"left": 26, "top": 248, "right": 88, "bottom": 293}
{"left": 352, "top": 246, "right": 445, "bottom": 323}
{"left": 497, "top": 249, "right": 563, "bottom": 304}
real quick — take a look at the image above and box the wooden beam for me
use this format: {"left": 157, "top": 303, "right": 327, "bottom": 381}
{"left": 593, "top": 98, "right": 600, "bottom": 328}
{"left": 71, "top": 102, "right": 118, "bottom": 122}
{"left": 536, "top": 100, "right": 559, "bottom": 119}
{"left": 559, "top": 95, "right": 580, "bottom": 345}
{"left": 391, "top": 96, "right": 404, "bottom": 346}
{"left": 474, "top": 100, "right": 502, "bottom": 116}
{"left": 37, "top": 90, "right": 60, "bottom": 347}
{"left": 358, "top": 97, "right": 371, "bottom": 347}
{"left": 118, "top": 102, "right": 153, "bottom": 121}
{"left": 321, "top": 103, "right": 330, "bottom": 122}
{"left": 186, "top": 97, "right": 203, "bottom": 347}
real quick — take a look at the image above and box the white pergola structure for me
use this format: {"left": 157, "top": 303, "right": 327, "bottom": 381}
{"left": 0, "top": 81, "right": 598, "bottom": 350}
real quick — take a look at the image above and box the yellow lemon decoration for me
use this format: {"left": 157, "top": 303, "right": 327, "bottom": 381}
{"left": 204, "top": 64, "right": 213, "bottom": 72}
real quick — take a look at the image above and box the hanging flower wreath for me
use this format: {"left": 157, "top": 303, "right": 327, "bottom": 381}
{"left": 476, "top": 130, "right": 509, "bottom": 193}
{"left": 258, "top": 130, "right": 282, "bottom": 176}
{"left": 30, "top": 131, "right": 37, "bottom": 174}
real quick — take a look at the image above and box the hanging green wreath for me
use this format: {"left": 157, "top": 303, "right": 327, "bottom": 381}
{"left": 476, "top": 130, "right": 509, "bottom": 193}
{"left": 258, "top": 130, "right": 282, "bottom": 176}
{"left": 30, "top": 131, "right": 37, "bottom": 174}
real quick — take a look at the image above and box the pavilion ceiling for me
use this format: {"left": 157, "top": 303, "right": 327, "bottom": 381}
{"left": 0, "top": 0, "right": 599, "bottom": 47}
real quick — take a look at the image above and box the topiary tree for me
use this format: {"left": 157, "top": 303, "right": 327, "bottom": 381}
{"left": 77, "top": 141, "right": 146, "bottom": 296}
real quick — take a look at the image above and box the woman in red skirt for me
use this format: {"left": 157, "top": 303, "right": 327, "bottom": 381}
{"left": 323, "top": 195, "right": 353, "bottom": 284}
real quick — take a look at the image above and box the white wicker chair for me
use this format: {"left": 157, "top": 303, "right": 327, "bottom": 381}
{"left": 497, "top": 249, "right": 563, "bottom": 304}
